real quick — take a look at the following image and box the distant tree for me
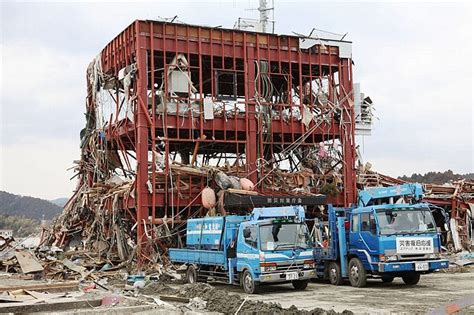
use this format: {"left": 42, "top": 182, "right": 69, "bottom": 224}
{"left": 0, "top": 214, "right": 40, "bottom": 237}
{"left": 398, "top": 170, "right": 473, "bottom": 185}
{"left": 0, "top": 191, "right": 63, "bottom": 220}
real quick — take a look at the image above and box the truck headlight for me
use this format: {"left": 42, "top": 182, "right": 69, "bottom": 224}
{"left": 428, "top": 253, "right": 440, "bottom": 259}
{"left": 260, "top": 263, "right": 277, "bottom": 272}
{"left": 380, "top": 254, "right": 397, "bottom": 262}
{"left": 303, "top": 260, "right": 315, "bottom": 269}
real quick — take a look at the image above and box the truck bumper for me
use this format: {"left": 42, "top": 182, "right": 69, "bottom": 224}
{"left": 378, "top": 259, "right": 449, "bottom": 273}
{"left": 258, "top": 269, "right": 316, "bottom": 283}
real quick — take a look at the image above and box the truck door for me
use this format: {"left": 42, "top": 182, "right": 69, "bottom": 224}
{"left": 354, "top": 212, "right": 379, "bottom": 267}
{"left": 236, "top": 224, "right": 260, "bottom": 276}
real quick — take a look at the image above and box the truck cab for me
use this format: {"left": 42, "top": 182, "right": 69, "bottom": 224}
{"left": 347, "top": 203, "right": 448, "bottom": 287}
{"left": 314, "top": 184, "right": 449, "bottom": 287}
{"left": 236, "top": 211, "right": 315, "bottom": 293}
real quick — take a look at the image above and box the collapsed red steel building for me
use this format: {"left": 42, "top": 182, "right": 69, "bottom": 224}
{"left": 44, "top": 20, "right": 471, "bottom": 266}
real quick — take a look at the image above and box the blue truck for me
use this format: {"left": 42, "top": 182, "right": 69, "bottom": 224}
{"left": 314, "top": 184, "right": 449, "bottom": 287}
{"left": 169, "top": 206, "right": 316, "bottom": 294}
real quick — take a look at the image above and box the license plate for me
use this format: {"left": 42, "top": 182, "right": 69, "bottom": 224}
{"left": 285, "top": 272, "right": 299, "bottom": 280}
{"left": 415, "top": 262, "right": 429, "bottom": 271}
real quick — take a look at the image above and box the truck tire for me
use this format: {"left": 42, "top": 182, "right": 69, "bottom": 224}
{"left": 402, "top": 273, "right": 420, "bottom": 285}
{"left": 241, "top": 270, "right": 258, "bottom": 294}
{"left": 328, "top": 261, "right": 344, "bottom": 285}
{"left": 186, "top": 265, "right": 198, "bottom": 284}
{"left": 381, "top": 275, "right": 394, "bottom": 283}
{"left": 292, "top": 279, "right": 309, "bottom": 290}
{"left": 348, "top": 258, "right": 367, "bottom": 288}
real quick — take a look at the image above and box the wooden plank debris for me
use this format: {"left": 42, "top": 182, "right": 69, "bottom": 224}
{"left": 0, "top": 281, "right": 79, "bottom": 293}
{"left": 159, "top": 295, "right": 190, "bottom": 303}
{"left": 14, "top": 251, "right": 43, "bottom": 274}
{"left": 61, "top": 259, "right": 95, "bottom": 279}
{"left": 0, "top": 298, "right": 102, "bottom": 313}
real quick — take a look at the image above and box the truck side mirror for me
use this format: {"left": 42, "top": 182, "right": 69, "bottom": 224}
{"left": 243, "top": 227, "right": 251, "bottom": 238}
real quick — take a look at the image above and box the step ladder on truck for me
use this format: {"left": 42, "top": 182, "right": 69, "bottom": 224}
{"left": 313, "top": 183, "right": 449, "bottom": 287}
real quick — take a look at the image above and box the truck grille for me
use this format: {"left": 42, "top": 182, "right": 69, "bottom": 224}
{"left": 399, "top": 254, "right": 428, "bottom": 261}
{"left": 275, "top": 263, "right": 304, "bottom": 272}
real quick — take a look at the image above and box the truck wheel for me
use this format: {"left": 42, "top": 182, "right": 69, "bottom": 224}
{"left": 186, "top": 265, "right": 197, "bottom": 284}
{"left": 328, "top": 262, "right": 344, "bottom": 285}
{"left": 241, "top": 270, "right": 258, "bottom": 294}
{"left": 402, "top": 273, "right": 420, "bottom": 285}
{"left": 348, "top": 258, "right": 367, "bottom": 288}
{"left": 381, "top": 275, "right": 394, "bottom": 283}
{"left": 292, "top": 279, "right": 309, "bottom": 290}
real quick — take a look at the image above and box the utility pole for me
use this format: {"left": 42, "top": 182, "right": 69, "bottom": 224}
{"left": 258, "top": 0, "right": 269, "bottom": 33}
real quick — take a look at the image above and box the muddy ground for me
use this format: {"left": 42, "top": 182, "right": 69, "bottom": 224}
{"left": 1, "top": 269, "right": 473, "bottom": 314}
{"left": 110, "top": 269, "right": 474, "bottom": 314}
{"left": 223, "top": 270, "right": 474, "bottom": 314}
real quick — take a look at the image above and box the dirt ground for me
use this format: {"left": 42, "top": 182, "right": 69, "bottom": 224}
{"left": 219, "top": 271, "right": 474, "bottom": 314}
{"left": 1, "top": 270, "right": 473, "bottom": 314}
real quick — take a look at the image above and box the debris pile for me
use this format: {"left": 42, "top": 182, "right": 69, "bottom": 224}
{"left": 0, "top": 241, "right": 181, "bottom": 284}
{"left": 424, "top": 180, "right": 474, "bottom": 251}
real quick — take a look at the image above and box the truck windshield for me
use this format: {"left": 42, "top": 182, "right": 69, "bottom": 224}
{"left": 376, "top": 209, "right": 436, "bottom": 235}
{"left": 259, "top": 223, "right": 311, "bottom": 251}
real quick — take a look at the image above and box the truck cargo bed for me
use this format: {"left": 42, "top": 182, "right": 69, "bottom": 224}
{"left": 169, "top": 248, "right": 227, "bottom": 267}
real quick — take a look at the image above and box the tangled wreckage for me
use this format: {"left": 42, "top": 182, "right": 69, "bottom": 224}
{"left": 39, "top": 20, "right": 472, "bottom": 271}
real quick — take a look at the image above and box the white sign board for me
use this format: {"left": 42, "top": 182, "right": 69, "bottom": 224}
{"left": 396, "top": 237, "right": 434, "bottom": 254}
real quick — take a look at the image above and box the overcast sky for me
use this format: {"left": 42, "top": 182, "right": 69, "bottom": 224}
{"left": 0, "top": 1, "right": 472, "bottom": 200}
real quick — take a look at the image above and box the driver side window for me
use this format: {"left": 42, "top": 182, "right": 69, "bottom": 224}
{"left": 361, "top": 213, "right": 376, "bottom": 234}
{"left": 351, "top": 215, "right": 359, "bottom": 232}
{"left": 244, "top": 225, "right": 258, "bottom": 248}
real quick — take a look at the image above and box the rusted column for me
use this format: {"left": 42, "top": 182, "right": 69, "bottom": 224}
{"left": 134, "top": 21, "right": 149, "bottom": 249}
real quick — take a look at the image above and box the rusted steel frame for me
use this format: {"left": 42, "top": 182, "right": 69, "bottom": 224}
{"left": 232, "top": 31, "right": 240, "bottom": 176}
{"left": 100, "top": 21, "right": 358, "bottom": 235}
{"left": 337, "top": 59, "right": 346, "bottom": 205}
{"left": 347, "top": 58, "right": 357, "bottom": 205}
{"left": 185, "top": 25, "right": 191, "bottom": 204}
{"left": 162, "top": 23, "right": 169, "bottom": 218}
{"left": 339, "top": 57, "right": 356, "bottom": 206}
{"left": 134, "top": 21, "right": 150, "bottom": 249}
{"left": 297, "top": 41, "right": 304, "bottom": 142}
{"left": 197, "top": 26, "right": 205, "bottom": 210}
{"left": 288, "top": 38, "right": 294, "bottom": 145}
{"left": 173, "top": 23, "right": 182, "bottom": 143}
{"left": 276, "top": 36, "right": 282, "bottom": 179}
{"left": 145, "top": 37, "right": 337, "bottom": 66}
{"left": 210, "top": 28, "right": 215, "bottom": 142}
{"left": 256, "top": 33, "right": 265, "bottom": 184}
{"left": 308, "top": 47, "right": 315, "bottom": 144}
{"left": 220, "top": 30, "right": 228, "bottom": 146}
{"left": 150, "top": 22, "right": 157, "bottom": 225}
{"left": 244, "top": 33, "right": 258, "bottom": 185}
